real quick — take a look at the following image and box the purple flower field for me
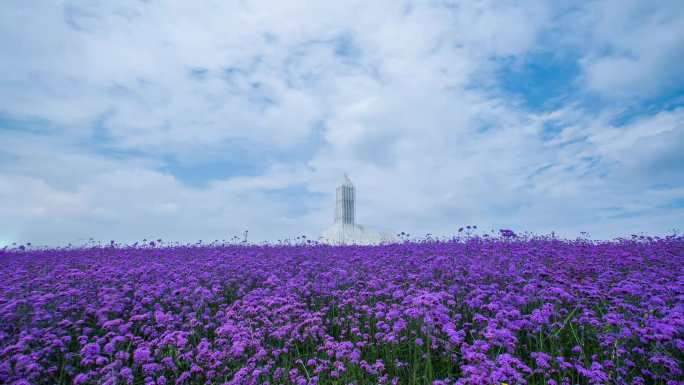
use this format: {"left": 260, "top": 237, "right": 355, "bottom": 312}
{"left": 1, "top": 235, "right": 683, "bottom": 385}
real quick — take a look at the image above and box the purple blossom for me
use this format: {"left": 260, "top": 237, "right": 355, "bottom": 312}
{"left": 73, "top": 373, "right": 88, "bottom": 385}
{"left": 133, "top": 347, "right": 152, "bottom": 365}
{"left": 120, "top": 367, "right": 133, "bottom": 385}
{"left": 0, "top": 236, "right": 682, "bottom": 384}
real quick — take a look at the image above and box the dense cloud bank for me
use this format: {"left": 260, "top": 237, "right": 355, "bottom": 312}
{"left": 1, "top": 1, "right": 683, "bottom": 244}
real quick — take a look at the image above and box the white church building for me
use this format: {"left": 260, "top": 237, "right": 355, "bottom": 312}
{"left": 319, "top": 174, "right": 395, "bottom": 245}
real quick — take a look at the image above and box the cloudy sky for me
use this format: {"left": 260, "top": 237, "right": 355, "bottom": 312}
{"left": 1, "top": 0, "right": 683, "bottom": 246}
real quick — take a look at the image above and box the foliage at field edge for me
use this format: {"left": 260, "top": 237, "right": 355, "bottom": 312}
{"left": 1, "top": 235, "right": 683, "bottom": 385}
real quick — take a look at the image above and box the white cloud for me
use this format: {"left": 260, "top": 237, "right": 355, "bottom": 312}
{"left": 0, "top": 135, "right": 328, "bottom": 245}
{"left": 576, "top": 0, "right": 684, "bottom": 97}
{"left": 0, "top": 0, "right": 682, "bottom": 246}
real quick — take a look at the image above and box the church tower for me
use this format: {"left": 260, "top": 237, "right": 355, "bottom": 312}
{"left": 320, "top": 173, "right": 395, "bottom": 245}
{"left": 335, "top": 174, "right": 355, "bottom": 225}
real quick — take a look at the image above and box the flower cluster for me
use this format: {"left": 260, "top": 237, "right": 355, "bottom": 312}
{"left": 0, "top": 235, "right": 683, "bottom": 385}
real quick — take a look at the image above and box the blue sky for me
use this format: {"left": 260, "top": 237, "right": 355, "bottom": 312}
{"left": 1, "top": 0, "right": 683, "bottom": 245}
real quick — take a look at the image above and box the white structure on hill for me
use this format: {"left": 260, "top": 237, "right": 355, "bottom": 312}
{"left": 320, "top": 174, "right": 395, "bottom": 245}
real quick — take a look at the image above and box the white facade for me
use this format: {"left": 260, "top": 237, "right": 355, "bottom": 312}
{"left": 320, "top": 174, "right": 395, "bottom": 245}
{"left": 335, "top": 174, "right": 355, "bottom": 225}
